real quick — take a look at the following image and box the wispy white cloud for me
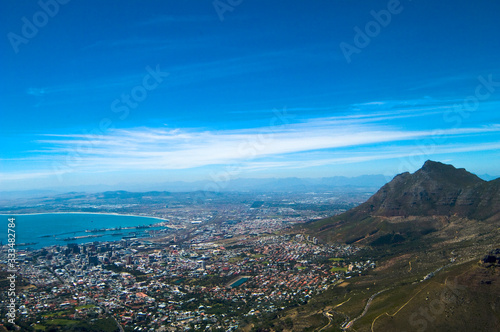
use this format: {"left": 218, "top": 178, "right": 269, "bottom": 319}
{"left": 3, "top": 98, "right": 500, "bottom": 184}
{"left": 26, "top": 87, "right": 47, "bottom": 97}
{"left": 238, "top": 141, "right": 500, "bottom": 172}
{"left": 0, "top": 170, "right": 71, "bottom": 182}
{"left": 30, "top": 115, "right": 500, "bottom": 173}
{"left": 23, "top": 51, "right": 292, "bottom": 101}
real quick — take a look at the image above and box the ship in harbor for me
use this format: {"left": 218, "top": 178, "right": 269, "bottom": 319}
{"left": 122, "top": 232, "right": 137, "bottom": 239}
{"left": 17, "top": 242, "right": 38, "bottom": 246}
{"left": 62, "top": 234, "right": 103, "bottom": 241}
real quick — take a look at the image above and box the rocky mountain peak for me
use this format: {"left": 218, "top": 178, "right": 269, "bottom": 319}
{"left": 349, "top": 160, "right": 497, "bottom": 219}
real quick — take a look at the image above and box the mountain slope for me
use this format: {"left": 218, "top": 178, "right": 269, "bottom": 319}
{"left": 307, "top": 160, "right": 500, "bottom": 244}
{"left": 350, "top": 160, "right": 500, "bottom": 219}
{"left": 277, "top": 161, "right": 500, "bottom": 331}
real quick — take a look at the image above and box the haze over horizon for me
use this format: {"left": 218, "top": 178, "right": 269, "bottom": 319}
{"left": 2, "top": 0, "right": 500, "bottom": 191}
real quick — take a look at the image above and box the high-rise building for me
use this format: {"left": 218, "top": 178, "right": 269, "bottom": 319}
{"left": 88, "top": 255, "right": 99, "bottom": 266}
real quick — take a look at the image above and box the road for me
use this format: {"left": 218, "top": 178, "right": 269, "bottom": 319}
{"left": 318, "top": 298, "right": 351, "bottom": 332}
{"left": 343, "top": 288, "right": 389, "bottom": 329}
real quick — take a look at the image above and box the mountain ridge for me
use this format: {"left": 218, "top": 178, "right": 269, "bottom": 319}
{"left": 306, "top": 160, "right": 500, "bottom": 245}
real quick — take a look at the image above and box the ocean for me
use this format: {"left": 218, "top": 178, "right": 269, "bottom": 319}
{"left": 0, "top": 213, "right": 167, "bottom": 249}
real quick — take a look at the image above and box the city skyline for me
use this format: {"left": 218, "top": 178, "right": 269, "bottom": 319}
{"left": 2, "top": 0, "right": 500, "bottom": 191}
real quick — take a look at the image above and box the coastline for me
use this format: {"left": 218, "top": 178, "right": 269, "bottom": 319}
{"left": 0, "top": 212, "right": 169, "bottom": 249}
{"left": 0, "top": 212, "right": 168, "bottom": 222}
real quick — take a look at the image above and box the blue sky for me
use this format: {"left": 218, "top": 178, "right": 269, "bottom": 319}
{"left": 1, "top": 0, "right": 500, "bottom": 191}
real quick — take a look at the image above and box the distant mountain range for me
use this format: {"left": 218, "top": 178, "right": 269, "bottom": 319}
{"left": 3, "top": 171, "right": 497, "bottom": 197}
{"left": 0, "top": 175, "right": 391, "bottom": 199}
{"left": 190, "top": 175, "right": 390, "bottom": 192}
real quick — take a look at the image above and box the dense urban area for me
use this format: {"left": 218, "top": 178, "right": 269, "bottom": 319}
{"left": 0, "top": 190, "right": 376, "bottom": 331}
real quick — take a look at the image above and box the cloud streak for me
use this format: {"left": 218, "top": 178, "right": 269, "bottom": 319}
{"left": 32, "top": 115, "right": 500, "bottom": 173}
{"left": 3, "top": 98, "right": 500, "bottom": 185}
{"left": 238, "top": 141, "right": 500, "bottom": 172}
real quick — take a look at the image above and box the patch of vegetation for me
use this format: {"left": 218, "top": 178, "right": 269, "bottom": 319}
{"left": 330, "top": 267, "right": 348, "bottom": 273}
{"left": 34, "top": 318, "right": 120, "bottom": 332}
{"left": 250, "top": 201, "right": 265, "bottom": 208}
{"left": 43, "top": 310, "right": 72, "bottom": 318}
{"left": 370, "top": 233, "right": 406, "bottom": 246}
{"left": 228, "top": 256, "right": 244, "bottom": 263}
{"left": 45, "top": 319, "right": 79, "bottom": 326}
{"left": 329, "top": 257, "right": 345, "bottom": 262}
{"left": 75, "top": 304, "right": 96, "bottom": 310}
{"left": 345, "top": 235, "right": 364, "bottom": 244}
{"left": 251, "top": 254, "right": 266, "bottom": 259}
